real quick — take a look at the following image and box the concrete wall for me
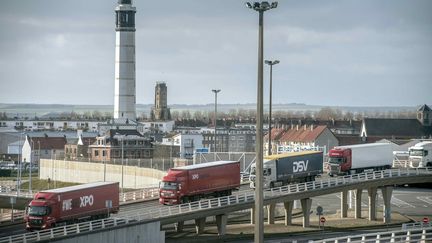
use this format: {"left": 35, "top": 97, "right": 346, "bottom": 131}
{"left": 40, "top": 159, "right": 165, "bottom": 188}
{"left": 55, "top": 221, "right": 164, "bottom": 243}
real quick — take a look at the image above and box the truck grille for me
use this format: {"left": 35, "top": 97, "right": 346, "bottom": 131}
{"left": 410, "top": 159, "right": 421, "bottom": 168}
{"left": 330, "top": 164, "right": 339, "bottom": 172}
{"left": 30, "top": 219, "right": 43, "bottom": 226}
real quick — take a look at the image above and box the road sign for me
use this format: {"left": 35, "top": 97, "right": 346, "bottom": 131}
{"left": 320, "top": 216, "right": 326, "bottom": 223}
{"left": 316, "top": 206, "right": 323, "bottom": 215}
{"left": 423, "top": 217, "right": 429, "bottom": 224}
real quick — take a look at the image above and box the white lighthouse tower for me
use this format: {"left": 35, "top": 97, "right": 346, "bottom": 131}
{"left": 114, "top": 0, "right": 136, "bottom": 121}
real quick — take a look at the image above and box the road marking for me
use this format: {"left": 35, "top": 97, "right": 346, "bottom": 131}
{"left": 417, "top": 196, "right": 432, "bottom": 205}
{"left": 377, "top": 195, "right": 415, "bottom": 208}
{"left": 388, "top": 195, "right": 415, "bottom": 208}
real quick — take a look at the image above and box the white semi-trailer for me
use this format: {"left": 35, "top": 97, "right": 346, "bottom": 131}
{"left": 327, "top": 143, "right": 393, "bottom": 176}
{"left": 408, "top": 141, "right": 432, "bottom": 168}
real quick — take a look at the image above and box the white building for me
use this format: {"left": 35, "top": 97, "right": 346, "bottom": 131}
{"left": 162, "top": 133, "right": 203, "bottom": 159}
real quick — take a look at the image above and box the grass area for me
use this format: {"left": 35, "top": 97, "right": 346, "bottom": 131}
{"left": 0, "top": 172, "right": 38, "bottom": 181}
{"left": 20, "top": 178, "right": 80, "bottom": 191}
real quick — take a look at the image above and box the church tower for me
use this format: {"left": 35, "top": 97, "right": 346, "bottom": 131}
{"left": 151, "top": 82, "right": 171, "bottom": 121}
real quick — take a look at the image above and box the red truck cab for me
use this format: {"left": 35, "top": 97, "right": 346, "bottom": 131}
{"left": 25, "top": 192, "right": 57, "bottom": 230}
{"left": 159, "top": 170, "right": 186, "bottom": 205}
{"left": 327, "top": 148, "right": 352, "bottom": 175}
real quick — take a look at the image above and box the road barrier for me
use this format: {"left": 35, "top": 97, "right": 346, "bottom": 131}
{"left": 314, "top": 226, "right": 432, "bottom": 242}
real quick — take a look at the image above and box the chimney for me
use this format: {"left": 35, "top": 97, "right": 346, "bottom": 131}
{"left": 310, "top": 124, "right": 314, "bottom": 131}
{"left": 304, "top": 124, "right": 307, "bottom": 130}
{"left": 291, "top": 124, "right": 294, "bottom": 130}
{"left": 296, "top": 125, "right": 299, "bottom": 131}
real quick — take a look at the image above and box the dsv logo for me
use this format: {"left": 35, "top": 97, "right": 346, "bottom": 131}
{"left": 80, "top": 195, "right": 94, "bottom": 207}
{"left": 293, "top": 160, "right": 309, "bottom": 172}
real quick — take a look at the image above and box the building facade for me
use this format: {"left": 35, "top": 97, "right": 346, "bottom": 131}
{"left": 88, "top": 129, "right": 153, "bottom": 162}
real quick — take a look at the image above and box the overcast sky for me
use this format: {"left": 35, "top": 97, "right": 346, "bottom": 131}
{"left": 0, "top": 0, "right": 431, "bottom": 107}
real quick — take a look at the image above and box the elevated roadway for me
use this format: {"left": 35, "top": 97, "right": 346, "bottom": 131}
{"left": 1, "top": 168, "right": 432, "bottom": 242}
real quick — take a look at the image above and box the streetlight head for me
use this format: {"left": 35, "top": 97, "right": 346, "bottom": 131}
{"left": 261, "top": 1, "right": 270, "bottom": 9}
{"left": 273, "top": 60, "right": 280, "bottom": 64}
{"left": 271, "top": 1, "right": 278, "bottom": 9}
{"left": 245, "top": 2, "right": 253, "bottom": 8}
{"left": 212, "top": 89, "right": 221, "bottom": 94}
{"left": 265, "top": 60, "right": 271, "bottom": 65}
{"left": 253, "top": 2, "right": 260, "bottom": 9}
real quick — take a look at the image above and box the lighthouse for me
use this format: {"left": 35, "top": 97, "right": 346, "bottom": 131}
{"left": 114, "top": 0, "right": 136, "bottom": 121}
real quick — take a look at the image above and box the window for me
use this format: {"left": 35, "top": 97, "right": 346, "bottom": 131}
{"left": 102, "top": 150, "right": 106, "bottom": 157}
{"left": 95, "top": 150, "right": 99, "bottom": 157}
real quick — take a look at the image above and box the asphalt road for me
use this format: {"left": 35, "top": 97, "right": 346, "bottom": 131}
{"left": 312, "top": 186, "right": 432, "bottom": 218}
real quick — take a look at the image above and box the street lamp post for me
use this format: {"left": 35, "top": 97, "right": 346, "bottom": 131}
{"left": 212, "top": 89, "right": 221, "bottom": 155}
{"left": 121, "top": 136, "right": 124, "bottom": 194}
{"left": 30, "top": 140, "right": 33, "bottom": 193}
{"left": 246, "top": 2, "right": 278, "bottom": 243}
{"left": 264, "top": 59, "right": 279, "bottom": 156}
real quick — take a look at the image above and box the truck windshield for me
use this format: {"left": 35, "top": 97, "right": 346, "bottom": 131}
{"left": 250, "top": 167, "right": 256, "bottom": 175}
{"left": 160, "top": 181, "right": 177, "bottom": 190}
{"left": 28, "top": 206, "right": 50, "bottom": 216}
{"left": 328, "top": 157, "right": 345, "bottom": 164}
{"left": 409, "top": 149, "right": 424, "bottom": 157}
{"left": 263, "top": 168, "right": 271, "bottom": 176}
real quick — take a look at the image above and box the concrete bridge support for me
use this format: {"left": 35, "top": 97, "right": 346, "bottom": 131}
{"left": 267, "top": 203, "right": 276, "bottom": 224}
{"left": 175, "top": 221, "right": 184, "bottom": 232}
{"left": 250, "top": 206, "right": 255, "bottom": 224}
{"left": 381, "top": 186, "right": 393, "bottom": 223}
{"left": 301, "top": 198, "right": 312, "bottom": 227}
{"left": 368, "top": 187, "right": 377, "bottom": 221}
{"left": 355, "top": 189, "right": 363, "bottom": 219}
{"left": 195, "top": 217, "right": 206, "bottom": 234}
{"left": 340, "top": 190, "right": 348, "bottom": 218}
{"left": 284, "top": 201, "right": 294, "bottom": 226}
{"left": 216, "top": 214, "right": 227, "bottom": 236}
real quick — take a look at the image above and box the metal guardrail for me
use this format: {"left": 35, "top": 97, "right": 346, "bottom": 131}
{"left": 1, "top": 218, "right": 132, "bottom": 243}
{"left": 0, "top": 210, "right": 25, "bottom": 223}
{"left": 393, "top": 159, "right": 410, "bottom": 168}
{"left": 1, "top": 168, "right": 431, "bottom": 242}
{"left": 402, "top": 222, "right": 432, "bottom": 230}
{"left": 313, "top": 226, "right": 432, "bottom": 242}
{"left": 119, "top": 187, "right": 159, "bottom": 203}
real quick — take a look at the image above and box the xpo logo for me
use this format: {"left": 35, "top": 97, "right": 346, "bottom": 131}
{"left": 293, "top": 160, "right": 309, "bottom": 172}
{"left": 192, "top": 174, "right": 199, "bottom": 180}
{"left": 80, "top": 195, "right": 94, "bottom": 208}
